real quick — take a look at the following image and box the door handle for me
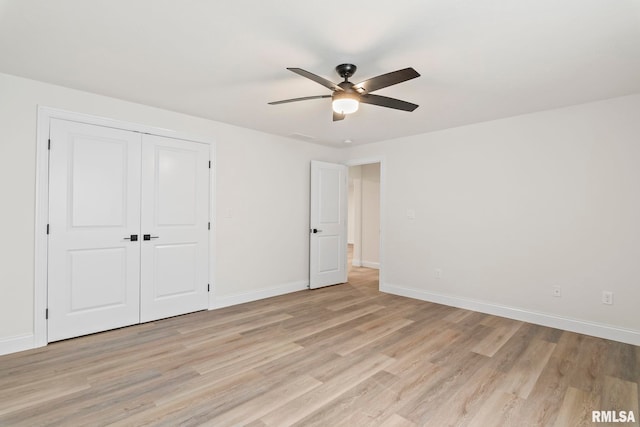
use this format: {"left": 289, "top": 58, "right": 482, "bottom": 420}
{"left": 143, "top": 234, "right": 160, "bottom": 241}
{"left": 310, "top": 228, "right": 323, "bottom": 234}
{"left": 124, "top": 234, "right": 138, "bottom": 241}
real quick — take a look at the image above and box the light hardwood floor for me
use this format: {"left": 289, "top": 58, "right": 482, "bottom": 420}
{"left": 1, "top": 261, "right": 638, "bottom": 426}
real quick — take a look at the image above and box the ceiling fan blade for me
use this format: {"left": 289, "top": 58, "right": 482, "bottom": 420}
{"left": 287, "top": 68, "right": 343, "bottom": 92}
{"left": 353, "top": 67, "right": 420, "bottom": 93}
{"left": 268, "top": 95, "right": 331, "bottom": 105}
{"left": 333, "top": 111, "right": 345, "bottom": 121}
{"left": 359, "top": 94, "right": 419, "bottom": 112}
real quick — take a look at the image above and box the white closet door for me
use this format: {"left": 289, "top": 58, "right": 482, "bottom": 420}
{"left": 139, "top": 134, "right": 210, "bottom": 322}
{"left": 48, "top": 119, "right": 142, "bottom": 342}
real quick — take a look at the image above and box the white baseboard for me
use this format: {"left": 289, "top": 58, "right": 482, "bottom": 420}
{"left": 351, "top": 258, "right": 362, "bottom": 267}
{"left": 0, "top": 333, "right": 35, "bottom": 356}
{"left": 381, "top": 283, "right": 640, "bottom": 346}
{"left": 361, "top": 260, "right": 380, "bottom": 270}
{"left": 210, "top": 280, "right": 309, "bottom": 309}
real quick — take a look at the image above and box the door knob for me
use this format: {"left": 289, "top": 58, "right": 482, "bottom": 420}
{"left": 310, "top": 228, "right": 323, "bottom": 234}
{"left": 143, "top": 234, "right": 160, "bottom": 240}
{"left": 124, "top": 234, "right": 138, "bottom": 241}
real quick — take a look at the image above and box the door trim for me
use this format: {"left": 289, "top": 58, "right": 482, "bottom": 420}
{"left": 345, "top": 157, "right": 385, "bottom": 290}
{"left": 34, "top": 106, "right": 216, "bottom": 348}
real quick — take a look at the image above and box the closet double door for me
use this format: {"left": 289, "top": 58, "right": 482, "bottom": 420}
{"left": 47, "top": 119, "right": 210, "bottom": 342}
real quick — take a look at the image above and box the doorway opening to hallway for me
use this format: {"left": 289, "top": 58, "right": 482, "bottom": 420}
{"left": 347, "top": 162, "right": 380, "bottom": 290}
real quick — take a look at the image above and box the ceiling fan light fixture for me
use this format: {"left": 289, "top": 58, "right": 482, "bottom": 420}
{"left": 332, "top": 96, "right": 359, "bottom": 115}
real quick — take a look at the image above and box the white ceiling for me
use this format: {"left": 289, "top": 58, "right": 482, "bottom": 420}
{"left": 1, "top": 1, "right": 639, "bottom": 146}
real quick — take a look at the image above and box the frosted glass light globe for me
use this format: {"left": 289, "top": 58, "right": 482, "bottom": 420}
{"left": 332, "top": 98, "right": 359, "bottom": 114}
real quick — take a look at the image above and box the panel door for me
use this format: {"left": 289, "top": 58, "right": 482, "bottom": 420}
{"left": 48, "top": 119, "right": 142, "bottom": 342}
{"left": 139, "top": 134, "right": 210, "bottom": 322}
{"left": 309, "top": 160, "right": 348, "bottom": 289}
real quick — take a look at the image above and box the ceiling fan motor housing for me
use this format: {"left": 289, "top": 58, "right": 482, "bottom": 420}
{"left": 333, "top": 83, "right": 360, "bottom": 100}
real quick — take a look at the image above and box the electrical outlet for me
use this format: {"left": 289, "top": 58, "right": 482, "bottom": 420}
{"left": 435, "top": 268, "right": 442, "bottom": 279}
{"left": 602, "top": 291, "right": 613, "bottom": 305}
{"left": 407, "top": 209, "right": 416, "bottom": 220}
{"left": 552, "top": 286, "right": 562, "bottom": 297}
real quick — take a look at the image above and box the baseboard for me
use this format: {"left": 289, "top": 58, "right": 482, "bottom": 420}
{"left": 351, "top": 258, "right": 362, "bottom": 267}
{"left": 211, "top": 280, "right": 309, "bottom": 309}
{"left": 381, "top": 283, "right": 640, "bottom": 346}
{"left": 361, "top": 260, "right": 380, "bottom": 270}
{"left": 0, "top": 333, "right": 35, "bottom": 356}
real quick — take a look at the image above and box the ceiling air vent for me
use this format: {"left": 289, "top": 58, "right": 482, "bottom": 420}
{"left": 289, "top": 133, "right": 316, "bottom": 142}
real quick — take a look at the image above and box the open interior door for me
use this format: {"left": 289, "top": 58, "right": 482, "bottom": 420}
{"left": 309, "top": 160, "right": 348, "bottom": 289}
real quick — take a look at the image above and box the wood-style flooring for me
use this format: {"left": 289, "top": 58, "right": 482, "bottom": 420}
{"left": 1, "top": 262, "right": 639, "bottom": 426}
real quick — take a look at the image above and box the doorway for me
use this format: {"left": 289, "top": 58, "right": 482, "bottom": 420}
{"left": 347, "top": 162, "right": 381, "bottom": 289}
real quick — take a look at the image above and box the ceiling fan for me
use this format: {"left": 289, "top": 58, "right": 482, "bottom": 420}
{"left": 269, "top": 64, "right": 420, "bottom": 121}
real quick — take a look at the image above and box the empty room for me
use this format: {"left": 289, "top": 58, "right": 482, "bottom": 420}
{"left": 1, "top": 1, "right": 639, "bottom": 425}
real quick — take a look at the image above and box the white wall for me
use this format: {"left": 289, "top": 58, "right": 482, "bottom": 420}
{"left": 346, "top": 94, "right": 640, "bottom": 343}
{"left": 0, "top": 72, "right": 339, "bottom": 350}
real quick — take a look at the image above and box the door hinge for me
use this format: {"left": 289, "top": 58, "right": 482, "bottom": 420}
{"left": 208, "top": 160, "right": 211, "bottom": 169}
{"left": 208, "top": 222, "right": 211, "bottom": 230}
{"left": 207, "top": 284, "right": 210, "bottom": 292}
{"left": 45, "top": 308, "right": 49, "bottom": 319}
{"left": 48, "top": 139, "right": 51, "bottom": 150}
{"left": 46, "top": 224, "right": 50, "bottom": 234}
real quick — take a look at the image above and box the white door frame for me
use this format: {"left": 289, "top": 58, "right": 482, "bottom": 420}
{"left": 34, "top": 106, "right": 216, "bottom": 348}
{"left": 345, "top": 157, "right": 385, "bottom": 290}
